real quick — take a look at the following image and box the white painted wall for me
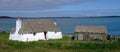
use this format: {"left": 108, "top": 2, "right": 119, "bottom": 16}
{"left": 47, "top": 31, "right": 62, "bottom": 39}
{"left": 9, "top": 31, "right": 62, "bottom": 42}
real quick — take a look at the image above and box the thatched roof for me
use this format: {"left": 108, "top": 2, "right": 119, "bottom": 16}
{"left": 75, "top": 26, "right": 107, "bottom": 33}
{"left": 11, "top": 19, "right": 61, "bottom": 34}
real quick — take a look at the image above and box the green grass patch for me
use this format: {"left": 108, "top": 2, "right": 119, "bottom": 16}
{"left": 0, "top": 32, "right": 120, "bottom": 52}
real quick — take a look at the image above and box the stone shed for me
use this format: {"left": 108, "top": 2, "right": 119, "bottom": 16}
{"left": 75, "top": 26, "right": 107, "bottom": 41}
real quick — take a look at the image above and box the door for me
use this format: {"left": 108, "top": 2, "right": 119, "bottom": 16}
{"left": 44, "top": 32, "right": 47, "bottom": 40}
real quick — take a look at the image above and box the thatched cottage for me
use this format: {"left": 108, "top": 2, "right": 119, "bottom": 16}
{"left": 9, "top": 16, "right": 62, "bottom": 42}
{"left": 74, "top": 26, "right": 107, "bottom": 40}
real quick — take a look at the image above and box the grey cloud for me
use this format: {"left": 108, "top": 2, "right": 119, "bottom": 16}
{"left": 0, "top": 0, "right": 92, "bottom": 11}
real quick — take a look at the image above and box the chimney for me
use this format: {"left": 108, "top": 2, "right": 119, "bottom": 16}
{"left": 18, "top": 16, "right": 20, "bottom": 20}
{"left": 15, "top": 16, "right": 22, "bottom": 34}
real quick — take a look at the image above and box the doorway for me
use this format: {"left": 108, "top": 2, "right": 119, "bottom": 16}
{"left": 33, "top": 32, "right": 36, "bottom": 36}
{"left": 44, "top": 32, "right": 47, "bottom": 40}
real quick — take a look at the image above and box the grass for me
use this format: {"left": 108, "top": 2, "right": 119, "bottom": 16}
{"left": 0, "top": 32, "right": 120, "bottom": 52}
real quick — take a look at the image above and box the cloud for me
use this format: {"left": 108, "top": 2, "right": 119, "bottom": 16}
{"left": 0, "top": 0, "right": 92, "bottom": 11}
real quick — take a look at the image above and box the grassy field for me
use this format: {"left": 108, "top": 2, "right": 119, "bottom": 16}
{"left": 0, "top": 32, "right": 120, "bottom": 52}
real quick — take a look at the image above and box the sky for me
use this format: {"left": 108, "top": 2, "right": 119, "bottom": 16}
{"left": 0, "top": 0, "right": 120, "bottom": 17}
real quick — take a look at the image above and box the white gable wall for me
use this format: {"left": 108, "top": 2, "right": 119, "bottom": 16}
{"left": 15, "top": 20, "right": 22, "bottom": 34}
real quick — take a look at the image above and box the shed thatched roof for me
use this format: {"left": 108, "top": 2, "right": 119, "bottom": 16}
{"left": 75, "top": 26, "right": 107, "bottom": 33}
{"left": 11, "top": 19, "right": 61, "bottom": 34}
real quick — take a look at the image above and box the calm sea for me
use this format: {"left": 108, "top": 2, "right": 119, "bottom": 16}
{"left": 0, "top": 17, "right": 120, "bottom": 35}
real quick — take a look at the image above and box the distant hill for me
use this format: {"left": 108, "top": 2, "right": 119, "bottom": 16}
{"left": 0, "top": 16, "right": 14, "bottom": 18}
{"left": 88, "top": 16, "right": 120, "bottom": 18}
{"left": 0, "top": 16, "right": 120, "bottom": 19}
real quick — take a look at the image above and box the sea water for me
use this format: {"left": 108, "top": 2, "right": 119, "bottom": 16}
{"left": 0, "top": 17, "right": 120, "bottom": 35}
